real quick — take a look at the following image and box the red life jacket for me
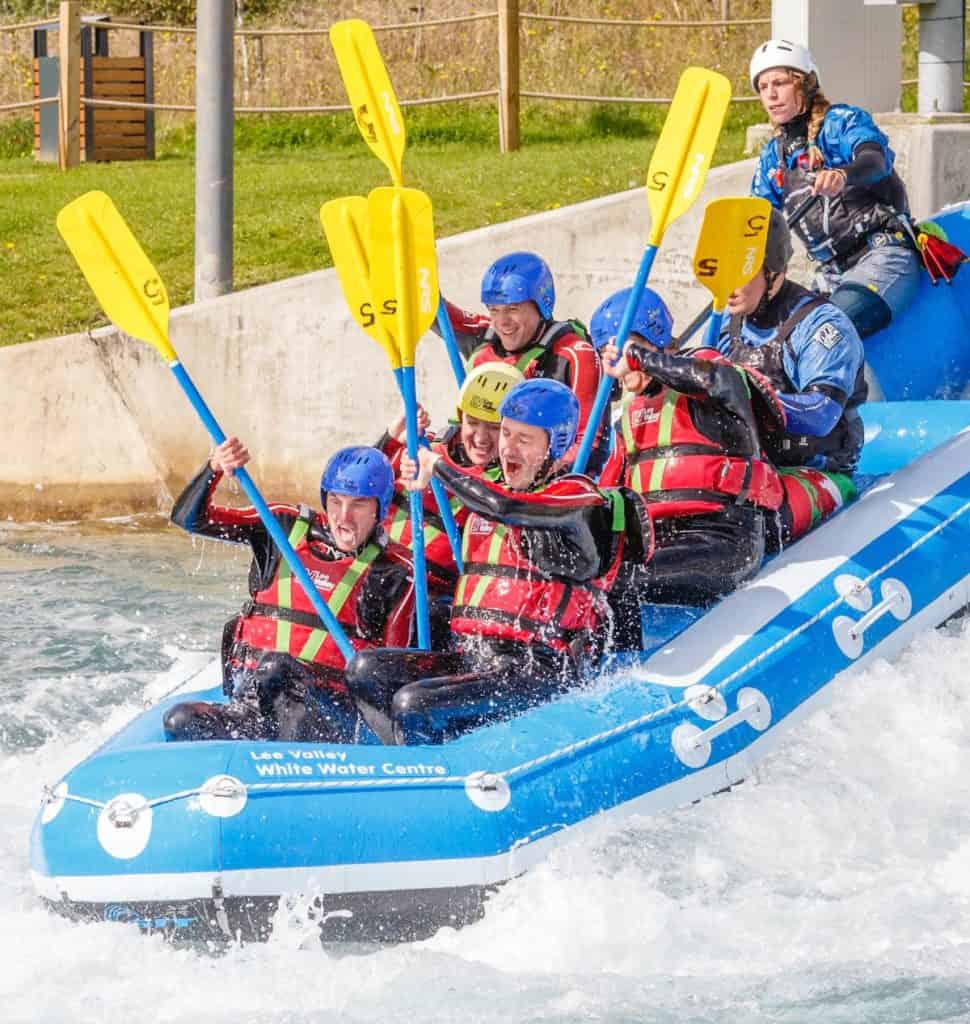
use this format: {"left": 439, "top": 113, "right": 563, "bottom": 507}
{"left": 236, "top": 509, "right": 381, "bottom": 685}
{"left": 469, "top": 319, "right": 589, "bottom": 375}
{"left": 450, "top": 481, "right": 626, "bottom": 654}
{"left": 383, "top": 439, "right": 501, "bottom": 591}
{"left": 620, "top": 378, "right": 784, "bottom": 519}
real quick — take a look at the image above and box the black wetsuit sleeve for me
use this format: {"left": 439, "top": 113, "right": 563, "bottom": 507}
{"left": 170, "top": 462, "right": 291, "bottom": 592}
{"left": 170, "top": 463, "right": 257, "bottom": 543}
{"left": 433, "top": 459, "right": 606, "bottom": 582}
{"left": 628, "top": 347, "right": 751, "bottom": 415}
{"left": 843, "top": 142, "right": 888, "bottom": 188}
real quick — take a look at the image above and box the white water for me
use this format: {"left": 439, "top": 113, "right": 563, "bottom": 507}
{"left": 3, "top": 520, "right": 970, "bottom": 1023}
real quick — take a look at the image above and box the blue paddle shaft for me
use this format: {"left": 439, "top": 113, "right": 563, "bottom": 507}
{"left": 429, "top": 477, "right": 464, "bottom": 573}
{"left": 397, "top": 366, "right": 432, "bottom": 651}
{"left": 574, "top": 244, "right": 659, "bottom": 474}
{"left": 412, "top": 402, "right": 464, "bottom": 571}
{"left": 702, "top": 306, "right": 724, "bottom": 350}
{"left": 436, "top": 299, "right": 466, "bottom": 386}
{"left": 169, "top": 361, "right": 356, "bottom": 664}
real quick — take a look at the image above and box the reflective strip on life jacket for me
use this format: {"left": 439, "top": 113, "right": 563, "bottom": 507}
{"left": 274, "top": 516, "right": 380, "bottom": 662}
{"left": 620, "top": 388, "right": 783, "bottom": 512}
{"left": 457, "top": 523, "right": 508, "bottom": 611}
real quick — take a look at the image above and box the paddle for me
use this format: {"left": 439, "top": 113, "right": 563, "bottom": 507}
{"left": 573, "top": 66, "right": 731, "bottom": 474}
{"left": 692, "top": 197, "right": 771, "bottom": 349}
{"left": 329, "top": 18, "right": 466, "bottom": 386}
{"left": 321, "top": 195, "right": 464, "bottom": 581}
{"left": 367, "top": 185, "right": 442, "bottom": 649}
{"left": 676, "top": 192, "right": 823, "bottom": 348}
{"left": 56, "top": 190, "right": 356, "bottom": 663}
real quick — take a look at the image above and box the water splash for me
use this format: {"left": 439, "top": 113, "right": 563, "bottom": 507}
{"left": 2, "top": 521, "right": 970, "bottom": 1023}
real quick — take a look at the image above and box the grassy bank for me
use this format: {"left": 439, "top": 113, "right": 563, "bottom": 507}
{"left": 0, "top": 102, "right": 762, "bottom": 346}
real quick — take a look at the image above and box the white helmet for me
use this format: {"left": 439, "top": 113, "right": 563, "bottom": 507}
{"left": 750, "top": 39, "right": 818, "bottom": 92}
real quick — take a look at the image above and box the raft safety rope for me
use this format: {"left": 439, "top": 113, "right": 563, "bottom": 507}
{"left": 41, "top": 497, "right": 970, "bottom": 816}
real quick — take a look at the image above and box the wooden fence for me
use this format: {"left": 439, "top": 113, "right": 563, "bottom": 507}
{"left": 1, "top": 1, "right": 773, "bottom": 168}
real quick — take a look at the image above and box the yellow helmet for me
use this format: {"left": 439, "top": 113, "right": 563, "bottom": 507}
{"left": 456, "top": 361, "right": 524, "bottom": 423}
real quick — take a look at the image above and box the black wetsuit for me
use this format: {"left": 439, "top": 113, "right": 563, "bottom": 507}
{"left": 164, "top": 463, "right": 412, "bottom": 743}
{"left": 346, "top": 460, "right": 651, "bottom": 745}
{"left": 607, "top": 347, "right": 785, "bottom": 634}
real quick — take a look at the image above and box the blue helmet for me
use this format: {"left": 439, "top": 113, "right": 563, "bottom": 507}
{"left": 498, "top": 379, "right": 580, "bottom": 462}
{"left": 589, "top": 287, "right": 673, "bottom": 350}
{"left": 481, "top": 252, "right": 555, "bottom": 320}
{"left": 320, "top": 446, "right": 395, "bottom": 521}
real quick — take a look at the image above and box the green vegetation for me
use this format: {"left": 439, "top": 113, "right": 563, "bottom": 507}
{"left": 0, "top": 101, "right": 763, "bottom": 345}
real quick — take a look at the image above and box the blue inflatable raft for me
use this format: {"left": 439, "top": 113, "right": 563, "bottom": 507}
{"left": 29, "top": 204, "right": 970, "bottom": 943}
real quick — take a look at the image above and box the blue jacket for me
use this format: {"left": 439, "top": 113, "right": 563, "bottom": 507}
{"left": 714, "top": 284, "right": 867, "bottom": 472}
{"left": 751, "top": 106, "right": 908, "bottom": 266}
{"left": 751, "top": 104, "right": 896, "bottom": 210}
{"left": 714, "top": 299, "right": 863, "bottom": 398}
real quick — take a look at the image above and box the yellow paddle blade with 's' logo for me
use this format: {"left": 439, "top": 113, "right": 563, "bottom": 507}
{"left": 330, "top": 19, "right": 406, "bottom": 187}
{"left": 693, "top": 196, "right": 772, "bottom": 311}
{"left": 56, "top": 190, "right": 174, "bottom": 361}
{"left": 367, "top": 186, "right": 439, "bottom": 369}
{"left": 320, "top": 196, "right": 402, "bottom": 370}
{"left": 646, "top": 67, "right": 732, "bottom": 247}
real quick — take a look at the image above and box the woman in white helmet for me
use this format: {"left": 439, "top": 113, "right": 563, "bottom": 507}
{"left": 749, "top": 39, "right": 920, "bottom": 340}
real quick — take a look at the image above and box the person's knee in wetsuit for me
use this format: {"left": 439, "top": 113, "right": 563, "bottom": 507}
{"left": 347, "top": 642, "right": 575, "bottom": 745}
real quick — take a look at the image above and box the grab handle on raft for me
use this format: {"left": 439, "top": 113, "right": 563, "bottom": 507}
{"left": 56, "top": 191, "right": 357, "bottom": 664}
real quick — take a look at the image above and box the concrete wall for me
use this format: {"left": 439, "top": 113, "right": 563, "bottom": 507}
{"left": 0, "top": 161, "right": 757, "bottom": 522}
{"left": 5, "top": 115, "right": 969, "bottom": 522}
{"left": 881, "top": 114, "right": 970, "bottom": 218}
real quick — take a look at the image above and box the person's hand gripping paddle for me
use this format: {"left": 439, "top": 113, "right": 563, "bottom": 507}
{"left": 693, "top": 197, "right": 771, "bottom": 350}
{"left": 573, "top": 66, "right": 731, "bottom": 475}
{"left": 57, "top": 190, "right": 356, "bottom": 664}
{"left": 320, "top": 195, "right": 465, "bottom": 585}
{"left": 329, "top": 18, "right": 466, "bottom": 386}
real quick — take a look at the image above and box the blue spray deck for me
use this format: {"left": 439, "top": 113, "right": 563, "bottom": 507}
{"left": 29, "top": 205, "right": 970, "bottom": 943}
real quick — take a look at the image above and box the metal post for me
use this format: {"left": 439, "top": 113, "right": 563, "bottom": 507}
{"left": 918, "top": 0, "right": 966, "bottom": 115}
{"left": 194, "top": 0, "right": 234, "bottom": 300}
{"left": 141, "top": 27, "right": 155, "bottom": 160}
{"left": 81, "top": 24, "right": 93, "bottom": 161}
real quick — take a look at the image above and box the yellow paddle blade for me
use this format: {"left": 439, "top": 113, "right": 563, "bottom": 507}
{"left": 330, "top": 19, "right": 406, "bottom": 187}
{"left": 693, "top": 197, "right": 772, "bottom": 310}
{"left": 56, "top": 190, "right": 174, "bottom": 361}
{"left": 646, "top": 67, "right": 732, "bottom": 247}
{"left": 367, "top": 186, "right": 439, "bottom": 369}
{"left": 320, "top": 196, "right": 401, "bottom": 369}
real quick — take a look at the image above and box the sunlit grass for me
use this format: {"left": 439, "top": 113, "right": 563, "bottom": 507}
{"left": 0, "top": 102, "right": 762, "bottom": 345}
